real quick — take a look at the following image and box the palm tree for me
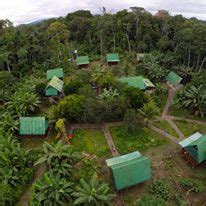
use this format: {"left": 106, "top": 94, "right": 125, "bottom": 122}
{"left": 142, "top": 54, "right": 167, "bottom": 82}
{"left": 35, "top": 140, "right": 80, "bottom": 168}
{"left": 72, "top": 174, "right": 116, "bottom": 205}
{"left": 139, "top": 98, "right": 160, "bottom": 126}
{"left": 30, "top": 172, "right": 73, "bottom": 206}
{"left": 91, "top": 65, "right": 114, "bottom": 95}
{"left": 98, "top": 88, "right": 119, "bottom": 101}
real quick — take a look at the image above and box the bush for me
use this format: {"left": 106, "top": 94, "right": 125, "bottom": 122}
{"left": 35, "top": 81, "right": 47, "bottom": 96}
{"left": 83, "top": 95, "right": 128, "bottom": 123}
{"left": 49, "top": 94, "right": 85, "bottom": 122}
{"left": 64, "top": 78, "right": 84, "bottom": 95}
{"left": 139, "top": 195, "right": 166, "bottom": 206}
{"left": 149, "top": 179, "right": 170, "bottom": 200}
{"left": 123, "top": 87, "right": 149, "bottom": 109}
{"left": 179, "top": 179, "right": 205, "bottom": 193}
{"left": 123, "top": 109, "right": 143, "bottom": 134}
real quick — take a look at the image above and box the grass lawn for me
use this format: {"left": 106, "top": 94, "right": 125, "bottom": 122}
{"left": 19, "top": 129, "right": 57, "bottom": 150}
{"left": 153, "top": 120, "right": 178, "bottom": 137}
{"left": 169, "top": 104, "right": 206, "bottom": 121}
{"left": 174, "top": 120, "right": 206, "bottom": 137}
{"left": 109, "top": 126, "right": 169, "bottom": 154}
{"left": 72, "top": 128, "right": 111, "bottom": 158}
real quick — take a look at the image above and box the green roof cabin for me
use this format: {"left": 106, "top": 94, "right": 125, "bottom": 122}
{"left": 76, "top": 56, "right": 90, "bottom": 68}
{"left": 47, "top": 68, "right": 64, "bottom": 80}
{"left": 179, "top": 132, "right": 206, "bottom": 167}
{"left": 166, "top": 71, "right": 182, "bottom": 85}
{"left": 45, "top": 76, "right": 64, "bottom": 96}
{"left": 107, "top": 53, "right": 120, "bottom": 65}
{"left": 106, "top": 151, "right": 151, "bottom": 190}
{"left": 19, "top": 117, "right": 49, "bottom": 138}
{"left": 118, "top": 76, "right": 155, "bottom": 91}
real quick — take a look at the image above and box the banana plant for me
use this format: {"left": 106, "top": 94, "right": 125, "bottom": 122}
{"left": 72, "top": 174, "right": 116, "bottom": 205}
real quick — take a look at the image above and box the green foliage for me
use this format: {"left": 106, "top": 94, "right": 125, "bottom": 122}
{"left": 35, "top": 140, "right": 80, "bottom": 171}
{"left": 49, "top": 94, "right": 85, "bottom": 122}
{"left": 64, "top": 78, "right": 84, "bottom": 95}
{"left": 91, "top": 64, "right": 114, "bottom": 93}
{"left": 177, "top": 85, "right": 206, "bottom": 117}
{"left": 109, "top": 126, "right": 168, "bottom": 154}
{"left": 78, "top": 159, "right": 99, "bottom": 179}
{"left": 179, "top": 179, "right": 205, "bottom": 193}
{"left": 30, "top": 140, "right": 114, "bottom": 206}
{"left": 0, "top": 130, "right": 36, "bottom": 205}
{"left": 6, "top": 91, "right": 41, "bottom": 116}
{"left": 139, "top": 98, "right": 160, "bottom": 126}
{"left": 83, "top": 95, "right": 128, "bottom": 123}
{"left": 142, "top": 54, "right": 167, "bottom": 82}
{"left": 98, "top": 87, "right": 119, "bottom": 101}
{"left": 123, "top": 87, "right": 149, "bottom": 109}
{"left": 72, "top": 129, "right": 110, "bottom": 158}
{"left": 0, "top": 71, "right": 16, "bottom": 103}
{"left": 149, "top": 179, "right": 170, "bottom": 200}
{"left": 72, "top": 174, "right": 116, "bottom": 205}
{"left": 0, "top": 112, "right": 19, "bottom": 134}
{"left": 138, "top": 195, "right": 166, "bottom": 206}
{"left": 34, "top": 81, "right": 47, "bottom": 97}
{"left": 30, "top": 172, "right": 74, "bottom": 205}
{"left": 123, "top": 109, "right": 143, "bottom": 134}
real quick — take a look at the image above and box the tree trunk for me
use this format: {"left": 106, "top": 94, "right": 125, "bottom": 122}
{"left": 125, "top": 33, "right": 131, "bottom": 53}
{"left": 195, "top": 55, "right": 200, "bottom": 71}
{"left": 100, "top": 34, "right": 103, "bottom": 57}
{"left": 6, "top": 61, "right": 11, "bottom": 73}
{"left": 187, "top": 43, "right": 191, "bottom": 68}
{"left": 113, "top": 34, "right": 116, "bottom": 52}
{"left": 198, "top": 57, "right": 206, "bottom": 73}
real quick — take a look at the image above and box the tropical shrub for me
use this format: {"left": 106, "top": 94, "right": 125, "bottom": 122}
{"left": 72, "top": 174, "right": 116, "bottom": 205}
{"left": 35, "top": 140, "right": 80, "bottom": 171}
{"left": 30, "top": 172, "right": 74, "bottom": 206}
{"left": 177, "top": 85, "right": 206, "bottom": 117}
{"left": 179, "top": 179, "right": 205, "bottom": 193}
{"left": 138, "top": 195, "right": 166, "bottom": 206}
{"left": 0, "top": 130, "right": 36, "bottom": 205}
{"left": 139, "top": 97, "right": 160, "bottom": 126}
{"left": 6, "top": 91, "right": 41, "bottom": 116}
{"left": 123, "top": 87, "right": 149, "bottom": 109}
{"left": 49, "top": 94, "right": 85, "bottom": 122}
{"left": 149, "top": 179, "right": 170, "bottom": 200}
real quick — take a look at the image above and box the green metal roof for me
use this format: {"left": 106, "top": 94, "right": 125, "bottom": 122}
{"left": 179, "top": 132, "right": 206, "bottom": 164}
{"left": 118, "top": 76, "right": 146, "bottom": 90}
{"left": 107, "top": 53, "right": 120, "bottom": 62}
{"left": 45, "top": 87, "right": 58, "bottom": 96}
{"left": 143, "top": 78, "right": 155, "bottom": 88}
{"left": 166, "top": 71, "right": 182, "bottom": 85}
{"left": 179, "top": 132, "right": 203, "bottom": 147}
{"left": 106, "top": 151, "right": 141, "bottom": 167}
{"left": 47, "top": 68, "right": 63, "bottom": 80}
{"left": 46, "top": 76, "right": 64, "bottom": 92}
{"left": 106, "top": 151, "right": 151, "bottom": 190}
{"left": 77, "top": 56, "right": 89, "bottom": 65}
{"left": 19, "top": 117, "right": 48, "bottom": 135}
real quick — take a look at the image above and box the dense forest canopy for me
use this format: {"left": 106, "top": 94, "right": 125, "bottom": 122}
{"left": 0, "top": 7, "right": 206, "bottom": 76}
